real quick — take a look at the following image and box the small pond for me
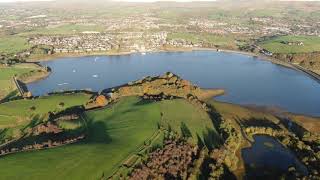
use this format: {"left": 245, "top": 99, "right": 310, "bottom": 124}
{"left": 241, "top": 135, "right": 308, "bottom": 178}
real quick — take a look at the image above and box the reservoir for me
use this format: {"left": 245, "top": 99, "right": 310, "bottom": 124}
{"left": 27, "top": 51, "right": 320, "bottom": 116}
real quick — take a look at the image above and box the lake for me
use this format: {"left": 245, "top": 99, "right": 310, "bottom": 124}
{"left": 27, "top": 51, "right": 320, "bottom": 116}
{"left": 241, "top": 135, "right": 308, "bottom": 178}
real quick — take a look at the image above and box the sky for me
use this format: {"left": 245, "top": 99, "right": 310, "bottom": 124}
{"left": 0, "top": 0, "right": 52, "bottom": 2}
{"left": 0, "top": 0, "right": 319, "bottom": 2}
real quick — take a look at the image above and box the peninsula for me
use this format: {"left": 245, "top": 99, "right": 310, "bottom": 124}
{"left": 0, "top": 73, "right": 318, "bottom": 179}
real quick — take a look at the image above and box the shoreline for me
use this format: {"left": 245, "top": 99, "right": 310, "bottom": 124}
{"left": 15, "top": 48, "right": 320, "bottom": 118}
{"left": 0, "top": 63, "right": 51, "bottom": 101}
{"left": 17, "top": 63, "right": 51, "bottom": 87}
{"left": 27, "top": 51, "right": 134, "bottom": 62}
{"left": 216, "top": 48, "right": 320, "bottom": 82}
{"left": 26, "top": 47, "right": 320, "bottom": 82}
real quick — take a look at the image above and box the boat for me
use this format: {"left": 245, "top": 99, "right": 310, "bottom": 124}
{"left": 58, "top": 83, "right": 69, "bottom": 86}
{"left": 92, "top": 74, "right": 99, "bottom": 78}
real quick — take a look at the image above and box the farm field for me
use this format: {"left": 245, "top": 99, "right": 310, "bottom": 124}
{"left": 0, "top": 35, "right": 31, "bottom": 55}
{"left": 167, "top": 32, "right": 236, "bottom": 48}
{"left": 20, "top": 24, "right": 105, "bottom": 36}
{"left": 0, "top": 93, "right": 91, "bottom": 143}
{"left": 259, "top": 35, "right": 320, "bottom": 54}
{"left": 0, "top": 93, "right": 91, "bottom": 128}
{"left": 0, "top": 96, "right": 218, "bottom": 179}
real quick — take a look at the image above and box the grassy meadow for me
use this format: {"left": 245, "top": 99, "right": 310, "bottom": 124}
{"left": 20, "top": 24, "right": 105, "bottom": 36}
{"left": 0, "top": 93, "right": 91, "bottom": 128}
{"left": 0, "top": 64, "right": 43, "bottom": 100}
{"left": 167, "top": 32, "right": 236, "bottom": 48}
{"left": 0, "top": 36, "right": 31, "bottom": 55}
{"left": 0, "top": 96, "right": 219, "bottom": 179}
{"left": 259, "top": 35, "right": 320, "bottom": 54}
{"left": 0, "top": 93, "right": 91, "bottom": 143}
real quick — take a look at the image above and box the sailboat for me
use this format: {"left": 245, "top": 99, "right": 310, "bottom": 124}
{"left": 58, "top": 82, "right": 69, "bottom": 86}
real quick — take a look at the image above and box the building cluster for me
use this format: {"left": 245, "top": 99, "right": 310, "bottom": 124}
{"left": 29, "top": 34, "right": 115, "bottom": 53}
{"left": 189, "top": 19, "right": 228, "bottom": 29}
{"left": 166, "top": 39, "right": 201, "bottom": 48}
{"left": 188, "top": 18, "right": 318, "bottom": 36}
{"left": 1, "top": 4, "right": 320, "bottom": 39}
{"left": 29, "top": 31, "right": 169, "bottom": 53}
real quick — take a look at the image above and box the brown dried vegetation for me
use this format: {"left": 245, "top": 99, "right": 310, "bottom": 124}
{"left": 129, "top": 140, "right": 197, "bottom": 180}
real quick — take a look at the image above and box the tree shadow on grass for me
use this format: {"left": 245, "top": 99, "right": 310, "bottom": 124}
{"left": 0, "top": 129, "right": 9, "bottom": 142}
{"left": 206, "top": 103, "right": 226, "bottom": 141}
{"left": 241, "top": 117, "right": 281, "bottom": 130}
{"left": 277, "top": 116, "right": 308, "bottom": 138}
{"left": 21, "top": 115, "right": 43, "bottom": 132}
{"left": 85, "top": 119, "right": 112, "bottom": 144}
{"left": 180, "top": 122, "right": 193, "bottom": 139}
{"left": 0, "top": 90, "right": 22, "bottom": 103}
{"left": 134, "top": 99, "right": 154, "bottom": 106}
{"left": 197, "top": 146, "right": 237, "bottom": 180}
{"left": 0, "top": 124, "right": 88, "bottom": 151}
{"left": 202, "top": 127, "right": 221, "bottom": 151}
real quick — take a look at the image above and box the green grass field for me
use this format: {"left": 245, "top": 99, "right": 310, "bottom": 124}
{"left": 0, "top": 96, "right": 218, "bottom": 179}
{"left": 158, "top": 99, "right": 219, "bottom": 143}
{"left": 0, "top": 93, "right": 91, "bottom": 128}
{"left": 259, "top": 35, "right": 320, "bottom": 54}
{"left": 0, "top": 36, "right": 31, "bottom": 54}
{"left": 21, "top": 24, "right": 105, "bottom": 35}
{"left": 167, "top": 32, "right": 236, "bottom": 48}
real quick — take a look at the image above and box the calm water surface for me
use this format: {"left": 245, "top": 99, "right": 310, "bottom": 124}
{"left": 27, "top": 51, "right": 320, "bottom": 116}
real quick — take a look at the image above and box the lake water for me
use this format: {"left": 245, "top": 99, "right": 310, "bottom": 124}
{"left": 27, "top": 51, "right": 320, "bottom": 116}
{"left": 241, "top": 135, "right": 308, "bottom": 178}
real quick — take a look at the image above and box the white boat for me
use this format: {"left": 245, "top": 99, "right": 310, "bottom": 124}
{"left": 92, "top": 74, "right": 99, "bottom": 78}
{"left": 72, "top": 69, "right": 76, "bottom": 73}
{"left": 94, "top": 57, "right": 99, "bottom": 62}
{"left": 58, "top": 83, "right": 69, "bottom": 86}
{"left": 141, "top": 52, "right": 146, "bottom": 55}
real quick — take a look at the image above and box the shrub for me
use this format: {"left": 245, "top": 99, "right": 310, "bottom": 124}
{"left": 58, "top": 102, "right": 65, "bottom": 108}
{"left": 30, "top": 106, "right": 36, "bottom": 111}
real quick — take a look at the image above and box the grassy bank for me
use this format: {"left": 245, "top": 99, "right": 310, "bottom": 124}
{"left": 26, "top": 50, "right": 133, "bottom": 62}
{"left": 0, "top": 93, "right": 91, "bottom": 143}
{"left": 0, "top": 63, "right": 47, "bottom": 100}
{"left": 205, "top": 99, "right": 282, "bottom": 177}
{"left": 0, "top": 96, "right": 219, "bottom": 179}
{"left": 0, "top": 93, "right": 91, "bottom": 128}
{"left": 205, "top": 99, "right": 320, "bottom": 177}
{"left": 0, "top": 35, "right": 31, "bottom": 55}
